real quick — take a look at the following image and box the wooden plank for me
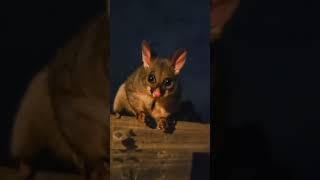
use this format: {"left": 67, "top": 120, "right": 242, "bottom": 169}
{"left": 111, "top": 115, "right": 210, "bottom": 152}
{"left": 110, "top": 115, "right": 210, "bottom": 180}
{"left": 111, "top": 150, "right": 193, "bottom": 180}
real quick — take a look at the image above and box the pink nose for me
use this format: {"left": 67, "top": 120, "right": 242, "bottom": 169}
{"left": 152, "top": 89, "right": 161, "bottom": 98}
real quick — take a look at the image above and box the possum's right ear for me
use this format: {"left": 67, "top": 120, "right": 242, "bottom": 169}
{"left": 141, "top": 40, "right": 151, "bottom": 68}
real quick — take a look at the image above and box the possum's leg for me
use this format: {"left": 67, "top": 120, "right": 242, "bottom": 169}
{"left": 115, "top": 113, "right": 121, "bottom": 119}
{"left": 10, "top": 69, "right": 50, "bottom": 180}
{"left": 157, "top": 117, "right": 167, "bottom": 130}
{"left": 11, "top": 122, "right": 42, "bottom": 180}
{"left": 48, "top": 125, "right": 85, "bottom": 173}
{"left": 52, "top": 97, "right": 109, "bottom": 180}
{"left": 113, "top": 83, "right": 125, "bottom": 118}
{"left": 136, "top": 111, "right": 146, "bottom": 124}
{"left": 125, "top": 93, "right": 148, "bottom": 125}
{"left": 113, "top": 83, "right": 134, "bottom": 118}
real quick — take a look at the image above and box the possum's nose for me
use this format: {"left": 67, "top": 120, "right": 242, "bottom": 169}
{"left": 152, "top": 88, "right": 161, "bottom": 98}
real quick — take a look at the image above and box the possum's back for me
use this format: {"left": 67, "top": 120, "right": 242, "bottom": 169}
{"left": 11, "top": 67, "right": 54, "bottom": 160}
{"left": 10, "top": 14, "right": 110, "bottom": 169}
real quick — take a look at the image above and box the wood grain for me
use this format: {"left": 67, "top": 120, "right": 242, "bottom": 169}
{"left": 111, "top": 115, "right": 210, "bottom": 180}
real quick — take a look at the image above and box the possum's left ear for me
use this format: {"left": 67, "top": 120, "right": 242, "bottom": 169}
{"left": 141, "top": 40, "right": 152, "bottom": 68}
{"left": 171, "top": 49, "right": 187, "bottom": 74}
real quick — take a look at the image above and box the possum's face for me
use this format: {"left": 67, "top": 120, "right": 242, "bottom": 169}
{"left": 140, "top": 40, "right": 187, "bottom": 99}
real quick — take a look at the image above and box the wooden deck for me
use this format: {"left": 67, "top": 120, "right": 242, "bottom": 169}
{"left": 111, "top": 115, "right": 210, "bottom": 180}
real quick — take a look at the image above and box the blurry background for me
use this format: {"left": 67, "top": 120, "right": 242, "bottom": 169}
{"left": 0, "top": 0, "right": 104, "bottom": 166}
{"left": 110, "top": 0, "right": 211, "bottom": 122}
{"left": 214, "top": 0, "right": 320, "bottom": 180}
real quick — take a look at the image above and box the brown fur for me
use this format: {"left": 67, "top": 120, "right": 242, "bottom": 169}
{"left": 11, "top": 14, "right": 109, "bottom": 180}
{"left": 113, "top": 41, "right": 187, "bottom": 130}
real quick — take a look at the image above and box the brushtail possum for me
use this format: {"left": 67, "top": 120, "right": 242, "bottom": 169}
{"left": 113, "top": 41, "right": 187, "bottom": 131}
{"left": 10, "top": 14, "right": 109, "bottom": 180}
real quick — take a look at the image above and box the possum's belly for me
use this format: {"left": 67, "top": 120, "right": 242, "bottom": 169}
{"left": 133, "top": 92, "right": 154, "bottom": 109}
{"left": 150, "top": 100, "right": 179, "bottom": 119}
{"left": 144, "top": 97, "right": 179, "bottom": 119}
{"left": 151, "top": 103, "right": 169, "bottom": 119}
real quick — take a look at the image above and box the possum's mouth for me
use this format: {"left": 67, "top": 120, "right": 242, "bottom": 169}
{"left": 152, "top": 88, "right": 161, "bottom": 98}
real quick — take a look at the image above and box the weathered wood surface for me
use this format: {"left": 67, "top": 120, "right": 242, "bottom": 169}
{"left": 111, "top": 115, "right": 210, "bottom": 180}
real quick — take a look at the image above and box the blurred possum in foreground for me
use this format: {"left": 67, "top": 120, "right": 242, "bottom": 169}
{"left": 10, "top": 14, "right": 109, "bottom": 180}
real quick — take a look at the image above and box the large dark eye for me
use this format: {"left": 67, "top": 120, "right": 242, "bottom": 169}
{"left": 148, "top": 74, "right": 156, "bottom": 83}
{"left": 163, "top": 78, "right": 173, "bottom": 88}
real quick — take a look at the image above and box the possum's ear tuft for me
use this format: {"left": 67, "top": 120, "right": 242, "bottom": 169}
{"left": 141, "top": 40, "right": 152, "bottom": 68}
{"left": 171, "top": 49, "right": 187, "bottom": 75}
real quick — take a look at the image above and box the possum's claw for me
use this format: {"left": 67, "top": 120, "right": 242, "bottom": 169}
{"left": 136, "top": 111, "right": 147, "bottom": 126}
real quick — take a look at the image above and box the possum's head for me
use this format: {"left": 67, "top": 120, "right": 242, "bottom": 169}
{"left": 139, "top": 40, "right": 187, "bottom": 99}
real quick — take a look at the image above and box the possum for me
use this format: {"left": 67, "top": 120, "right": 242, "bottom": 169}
{"left": 113, "top": 40, "right": 187, "bottom": 131}
{"left": 10, "top": 14, "right": 109, "bottom": 180}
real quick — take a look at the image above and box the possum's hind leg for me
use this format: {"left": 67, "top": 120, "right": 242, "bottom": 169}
{"left": 113, "top": 83, "right": 133, "bottom": 119}
{"left": 11, "top": 113, "right": 43, "bottom": 180}
{"left": 113, "top": 83, "right": 125, "bottom": 118}
{"left": 114, "top": 112, "right": 121, "bottom": 119}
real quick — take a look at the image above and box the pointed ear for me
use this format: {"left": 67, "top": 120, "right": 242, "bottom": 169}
{"left": 171, "top": 49, "right": 187, "bottom": 74}
{"left": 141, "top": 40, "right": 152, "bottom": 68}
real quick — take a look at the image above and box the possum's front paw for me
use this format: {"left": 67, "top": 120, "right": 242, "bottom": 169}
{"left": 157, "top": 118, "right": 167, "bottom": 130}
{"left": 136, "top": 111, "right": 147, "bottom": 126}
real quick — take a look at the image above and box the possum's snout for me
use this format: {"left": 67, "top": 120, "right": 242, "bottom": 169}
{"left": 152, "top": 87, "right": 161, "bottom": 98}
